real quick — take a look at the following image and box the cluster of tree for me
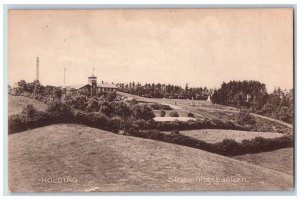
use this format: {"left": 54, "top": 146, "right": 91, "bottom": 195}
{"left": 64, "top": 93, "right": 155, "bottom": 121}
{"left": 211, "top": 81, "right": 294, "bottom": 123}
{"left": 12, "top": 80, "right": 63, "bottom": 102}
{"left": 9, "top": 100, "right": 247, "bottom": 134}
{"left": 117, "top": 82, "right": 212, "bottom": 100}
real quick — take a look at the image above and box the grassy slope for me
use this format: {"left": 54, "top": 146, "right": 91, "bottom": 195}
{"left": 9, "top": 124, "right": 293, "bottom": 192}
{"left": 232, "top": 148, "right": 294, "bottom": 175}
{"left": 8, "top": 95, "right": 47, "bottom": 116}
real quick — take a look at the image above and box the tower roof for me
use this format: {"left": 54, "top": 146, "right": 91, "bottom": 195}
{"left": 88, "top": 75, "right": 97, "bottom": 79}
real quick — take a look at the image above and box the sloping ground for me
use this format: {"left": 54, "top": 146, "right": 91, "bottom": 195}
{"left": 178, "top": 129, "right": 285, "bottom": 144}
{"left": 8, "top": 95, "right": 47, "bottom": 116}
{"left": 232, "top": 148, "right": 294, "bottom": 175}
{"left": 9, "top": 124, "right": 293, "bottom": 192}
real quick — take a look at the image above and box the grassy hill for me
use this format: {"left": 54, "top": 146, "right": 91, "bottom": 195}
{"left": 8, "top": 95, "right": 47, "bottom": 116}
{"left": 232, "top": 148, "right": 294, "bottom": 175}
{"left": 9, "top": 124, "right": 293, "bottom": 192}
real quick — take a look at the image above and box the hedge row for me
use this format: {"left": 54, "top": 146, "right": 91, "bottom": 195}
{"left": 9, "top": 102, "right": 247, "bottom": 134}
{"left": 8, "top": 106, "right": 293, "bottom": 156}
{"left": 148, "top": 103, "right": 173, "bottom": 110}
{"left": 130, "top": 130, "right": 293, "bottom": 156}
{"left": 148, "top": 118, "right": 247, "bottom": 131}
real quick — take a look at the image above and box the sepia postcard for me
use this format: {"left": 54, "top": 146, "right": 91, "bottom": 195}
{"left": 7, "top": 8, "right": 294, "bottom": 192}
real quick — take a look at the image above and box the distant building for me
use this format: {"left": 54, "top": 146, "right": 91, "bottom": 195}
{"left": 67, "top": 75, "right": 117, "bottom": 97}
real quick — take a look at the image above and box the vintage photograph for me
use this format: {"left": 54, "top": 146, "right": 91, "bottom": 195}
{"left": 8, "top": 8, "right": 294, "bottom": 192}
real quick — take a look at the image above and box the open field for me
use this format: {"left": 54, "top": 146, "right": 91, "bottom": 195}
{"left": 119, "top": 91, "right": 235, "bottom": 111}
{"left": 171, "top": 129, "right": 285, "bottom": 144}
{"left": 8, "top": 95, "right": 47, "bottom": 116}
{"left": 9, "top": 124, "right": 293, "bottom": 192}
{"left": 232, "top": 148, "right": 294, "bottom": 175}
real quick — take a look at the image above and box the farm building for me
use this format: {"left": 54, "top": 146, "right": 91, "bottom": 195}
{"left": 66, "top": 75, "right": 117, "bottom": 97}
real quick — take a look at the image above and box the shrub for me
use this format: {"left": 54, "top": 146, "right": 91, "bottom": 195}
{"left": 169, "top": 111, "right": 179, "bottom": 117}
{"left": 99, "top": 101, "right": 114, "bottom": 117}
{"left": 104, "top": 91, "right": 117, "bottom": 102}
{"left": 22, "top": 104, "right": 38, "bottom": 118}
{"left": 237, "top": 110, "right": 256, "bottom": 125}
{"left": 127, "top": 98, "right": 138, "bottom": 105}
{"left": 131, "top": 104, "right": 155, "bottom": 121}
{"left": 65, "top": 94, "right": 88, "bottom": 111}
{"left": 214, "top": 139, "right": 240, "bottom": 155}
{"left": 187, "top": 112, "right": 195, "bottom": 118}
{"left": 46, "top": 101, "right": 73, "bottom": 122}
{"left": 149, "top": 103, "right": 172, "bottom": 110}
{"left": 86, "top": 97, "right": 100, "bottom": 112}
{"left": 112, "top": 101, "right": 132, "bottom": 119}
{"left": 160, "top": 109, "right": 166, "bottom": 117}
{"left": 8, "top": 114, "right": 27, "bottom": 133}
{"left": 8, "top": 111, "right": 51, "bottom": 133}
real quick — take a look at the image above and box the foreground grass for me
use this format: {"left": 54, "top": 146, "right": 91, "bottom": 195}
{"left": 9, "top": 124, "right": 293, "bottom": 192}
{"left": 178, "top": 129, "right": 285, "bottom": 144}
{"left": 232, "top": 148, "right": 294, "bottom": 175}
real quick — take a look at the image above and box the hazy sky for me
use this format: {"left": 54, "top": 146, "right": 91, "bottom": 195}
{"left": 8, "top": 9, "right": 293, "bottom": 92}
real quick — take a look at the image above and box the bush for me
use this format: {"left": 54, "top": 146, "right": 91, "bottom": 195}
{"left": 85, "top": 98, "right": 100, "bottom": 112}
{"left": 99, "top": 101, "right": 114, "bottom": 117}
{"left": 237, "top": 110, "right": 256, "bottom": 125}
{"left": 187, "top": 112, "right": 194, "bottom": 118}
{"left": 149, "top": 103, "right": 172, "bottom": 110}
{"left": 22, "top": 104, "right": 38, "bottom": 118}
{"left": 104, "top": 91, "right": 117, "bottom": 102}
{"left": 169, "top": 111, "right": 179, "bottom": 117}
{"left": 160, "top": 109, "right": 166, "bottom": 117}
{"left": 112, "top": 101, "right": 132, "bottom": 119}
{"left": 131, "top": 104, "right": 155, "bottom": 121}
{"left": 127, "top": 98, "right": 138, "bottom": 105}
{"left": 8, "top": 111, "right": 50, "bottom": 133}
{"left": 65, "top": 94, "right": 88, "bottom": 111}
{"left": 46, "top": 101, "right": 73, "bottom": 122}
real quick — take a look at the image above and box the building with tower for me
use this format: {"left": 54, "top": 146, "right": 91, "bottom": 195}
{"left": 67, "top": 74, "right": 117, "bottom": 97}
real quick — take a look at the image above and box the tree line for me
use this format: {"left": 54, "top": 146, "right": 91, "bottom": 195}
{"left": 117, "top": 82, "right": 213, "bottom": 100}
{"left": 211, "top": 81, "right": 294, "bottom": 123}
{"left": 10, "top": 80, "right": 63, "bottom": 102}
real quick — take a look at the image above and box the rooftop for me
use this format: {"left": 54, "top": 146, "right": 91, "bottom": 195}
{"left": 66, "top": 82, "right": 117, "bottom": 90}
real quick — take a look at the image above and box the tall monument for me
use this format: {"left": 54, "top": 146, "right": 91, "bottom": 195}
{"left": 36, "top": 57, "right": 39, "bottom": 81}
